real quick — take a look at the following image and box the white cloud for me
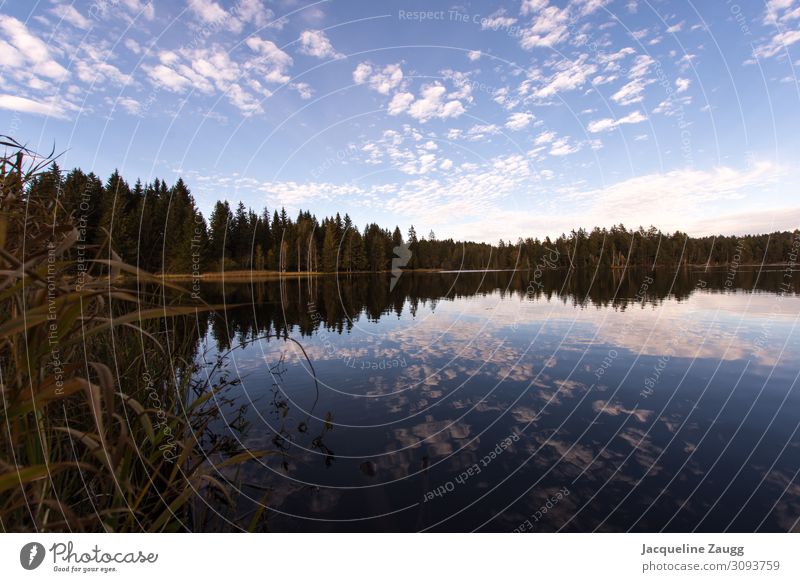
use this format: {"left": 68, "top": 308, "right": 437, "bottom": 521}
{"left": 0, "top": 93, "right": 68, "bottom": 119}
{"left": 75, "top": 59, "right": 130, "bottom": 86}
{"left": 572, "top": 161, "right": 787, "bottom": 232}
{"left": 534, "top": 55, "right": 597, "bottom": 97}
{"left": 388, "top": 92, "right": 415, "bottom": 115}
{"left": 466, "top": 124, "right": 501, "bottom": 140}
{"left": 534, "top": 130, "right": 556, "bottom": 144}
{"left": 611, "top": 78, "right": 649, "bottom": 105}
{"left": 519, "top": 4, "right": 570, "bottom": 49}
{"left": 675, "top": 77, "right": 691, "bottom": 93}
{"left": 353, "top": 62, "right": 372, "bottom": 84}
{"left": 666, "top": 21, "right": 684, "bottom": 33}
{"left": 492, "top": 86, "right": 510, "bottom": 109}
{"left": 440, "top": 162, "right": 789, "bottom": 243}
{"left": 352, "top": 62, "right": 404, "bottom": 94}
{"left": 587, "top": 110, "right": 647, "bottom": 132}
{"left": 444, "top": 124, "right": 501, "bottom": 142}
{"left": 764, "top": 0, "right": 800, "bottom": 26}
{"left": 0, "top": 15, "right": 68, "bottom": 81}
{"left": 188, "top": 0, "right": 282, "bottom": 32}
{"left": 124, "top": 38, "right": 141, "bottom": 54}
{"left": 400, "top": 151, "right": 438, "bottom": 175}
{"left": 467, "top": 50, "right": 481, "bottom": 61}
{"left": 442, "top": 69, "right": 473, "bottom": 101}
{"left": 755, "top": 28, "right": 800, "bottom": 58}
{"left": 86, "top": 0, "right": 153, "bottom": 20}
{"left": 653, "top": 93, "right": 691, "bottom": 117}
{"left": 188, "top": 47, "right": 240, "bottom": 90}
{"left": 246, "top": 37, "right": 293, "bottom": 83}
{"left": 259, "top": 180, "right": 368, "bottom": 206}
{"left": 71, "top": 44, "right": 132, "bottom": 86}
{"left": 291, "top": 82, "right": 313, "bottom": 99}
{"left": 677, "top": 53, "right": 696, "bottom": 71}
{"left": 592, "top": 74, "right": 618, "bottom": 85}
{"left": 159, "top": 50, "right": 179, "bottom": 66}
{"left": 409, "top": 86, "right": 463, "bottom": 121}
{"left": 549, "top": 137, "right": 580, "bottom": 156}
{"left": 480, "top": 12, "right": 517, "bottom": 30}
{"left": 188, "top": 0, "right": 233, "bottom": 27}
{"left": 226, "top": 83, "right": 263, "bottom": 116}
{"left": 145, "top": 64, "right": 194, "bottom": 92}
{"left": 297, "top": 29, "right": 343, "bottom": 59}
{"left": 598, "top": 46, "right": 636, "bottom": 68}
{"left": 688, "top": 205, "right": 800, "bottom": 237}
{"left": 389, "top": 84, "right": 465, "bottom": 122}
{"left": 51, "top": 4, "right": 91, "bottom": 29}
{"left": 372, "top": 64, "right": 404, "bottom": 94}
{"left": 505, "top": 111, "right": 535, "bottom": 130}
{"left": 141, "top": 42, "right": 282, "bottom": 116}
{"left": 117, "top": 97, "right": 142, "bottom": 115}
{"left": 233, "top": 0, "right": 282, "bottom": 29}
{"left": 520, "top": 0, "right": 548, "bottom": 15}
{"left": 628, "top": 54, "right": 655, "bottom": 78}
{"left": 384, "top": 153, "right": 534, "bottom": 224}
{"left": 574, "top": 0, "right": 611, "bottom": 16}
{"left": 128, "top": 0, "right": 155, "bottom": 20}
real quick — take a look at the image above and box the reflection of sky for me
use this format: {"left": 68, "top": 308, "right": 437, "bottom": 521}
{"left": 204, "top": 286, "right": 800, "bottom": 532}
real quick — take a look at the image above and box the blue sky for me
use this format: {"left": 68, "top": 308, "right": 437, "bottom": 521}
{"left": 1, "top": 0, "right": 799, "bottom": 242}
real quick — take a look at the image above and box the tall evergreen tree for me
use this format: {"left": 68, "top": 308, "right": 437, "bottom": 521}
{"left": 208, "top": 201, "right": 232, "bottom": 269}
{"left": 322, "top": 219, "right": 339, "bottom": 272}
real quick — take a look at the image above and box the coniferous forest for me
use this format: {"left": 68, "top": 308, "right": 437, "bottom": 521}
{"left": 35, "top": 164, "right": 799, "bottom": 274}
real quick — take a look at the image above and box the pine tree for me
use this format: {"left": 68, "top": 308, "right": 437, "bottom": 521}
{"left": 364, "top": 223, "right": 388, "bottom": 271}
{"left": 322, "top": 219, "right": 338, "bottom": 272}
{"left": 208, "top": 201, "right": 232, "bottom": 269}
{"left": 341, "top": 214, "right": 354, "bottom": 272}
{"left": 162, "top": 178, "right": 203, "bottom": 273}
{"left": 230, "top": 202, "right": 249, "bottom": 268}
{"left": 254, "top": 207, "right": 271, "bottom": 271}
{"left": 350, "top": 229, "right": 367, "bottom": 271}
{"left": 296, "top": 213, "right": 314, "bottom": 272}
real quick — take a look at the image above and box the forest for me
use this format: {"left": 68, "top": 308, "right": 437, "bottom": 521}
{"left": 31, "top": 163, "right": 800, "bottom": 274}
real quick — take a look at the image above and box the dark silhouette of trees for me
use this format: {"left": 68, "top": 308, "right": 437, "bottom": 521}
{"left": 34, "top": 163, "right": 799, "bottom": 274}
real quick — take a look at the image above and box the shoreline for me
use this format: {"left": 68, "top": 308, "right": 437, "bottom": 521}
{"left": 157, "top": 268, "right": 445, "bottom": 281}
{"left": 155, "top": 263, "right": 797, "bottom": 281}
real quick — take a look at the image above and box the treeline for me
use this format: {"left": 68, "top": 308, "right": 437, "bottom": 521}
{"left": 27, "top": 164, "right": 800, "bottom": 273}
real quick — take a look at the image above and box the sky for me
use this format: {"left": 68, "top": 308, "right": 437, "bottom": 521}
{"left": 1, "top": 0, "right": 799, "bottom": 242}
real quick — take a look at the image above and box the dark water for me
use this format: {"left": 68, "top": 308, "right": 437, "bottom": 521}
{"left": 192, "top": 267, "right": 800, "bottom": 532}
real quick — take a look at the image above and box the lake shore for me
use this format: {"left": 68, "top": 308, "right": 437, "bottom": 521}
{"left": 157, "top": 268, "right": 443, "bottom": 280}
{"left": 156, "top": 263, "right": 797, "bottom": 281}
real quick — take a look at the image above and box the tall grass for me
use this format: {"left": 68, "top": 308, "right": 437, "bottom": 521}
{"left": 0, "top": 137, "right": 264, "bottom": 532}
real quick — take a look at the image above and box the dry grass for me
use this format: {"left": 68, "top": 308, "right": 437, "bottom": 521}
{"left": 0, "top": 137, "right": 263, "bottom": 532}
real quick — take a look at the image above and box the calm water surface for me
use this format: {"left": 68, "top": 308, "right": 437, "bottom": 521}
{"left": 191, "top": 268, "right": 800, "bottom": 532}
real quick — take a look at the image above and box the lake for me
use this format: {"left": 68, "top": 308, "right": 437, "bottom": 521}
{"left": 189, "top": 267, "right": 800, "bottom": 532}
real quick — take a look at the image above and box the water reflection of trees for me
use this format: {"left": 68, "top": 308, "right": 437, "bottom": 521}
{"left": 179, "top": 267, "right": 800, "bottom": 531}
{"left": 202, "top": 268, "right": 799, "bottom": 351}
